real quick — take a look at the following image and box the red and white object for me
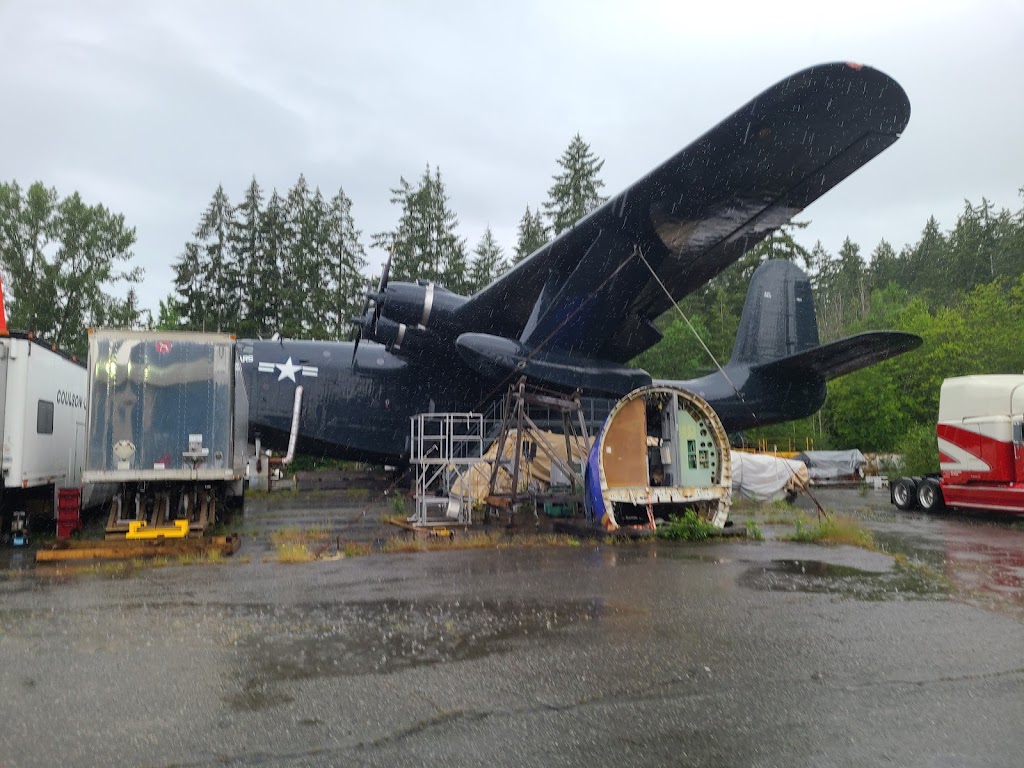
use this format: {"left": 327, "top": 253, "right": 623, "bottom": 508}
{"left": 895, "top": 375, "right": 1024, "bottom": 515}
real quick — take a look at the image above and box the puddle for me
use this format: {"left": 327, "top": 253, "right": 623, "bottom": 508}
{"left": 739, "top": 558, "right": 950, "bottom": 601}
{"left": 224, "top": 598, "right": 603, "bottom": 712}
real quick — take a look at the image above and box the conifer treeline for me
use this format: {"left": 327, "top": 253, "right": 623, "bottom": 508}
{"left": 168, "top": 134, "right": 609, "bottom": 338}
{"left": 169, "top": 177, "right": 366, "bottom": 340}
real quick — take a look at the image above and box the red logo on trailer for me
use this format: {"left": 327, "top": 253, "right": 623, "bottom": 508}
{"left": 155, "top": 341, "right": 173, "bottom": 354}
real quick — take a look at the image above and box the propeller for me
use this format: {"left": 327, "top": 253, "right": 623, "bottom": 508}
{"left": 372, "top": 246, "right": 394, "bottom": 334}
{"left": 351, "top": 245, "right": 395, "bottom": 366}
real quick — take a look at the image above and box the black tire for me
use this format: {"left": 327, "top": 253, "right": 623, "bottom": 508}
{"left": 892, "top": 477, "right": 918, "bottom": 511}
{"left": 917, "top": 478, "right": 945, "bottom": 513}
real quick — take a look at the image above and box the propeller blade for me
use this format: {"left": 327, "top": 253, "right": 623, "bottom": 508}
{"left": 378, "top": 245, "right": 394, "bottom": 293}
{"left": 372, "top": 245, "right": 394, "bottom": 335}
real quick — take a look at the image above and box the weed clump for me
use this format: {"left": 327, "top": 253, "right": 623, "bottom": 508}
{"left": 657, "top": 510, "right": 716, "bottom": 542}
{"left": 275, "top": 542, "right": 315, "bottom": 563}
{"left": 785, "top": 514, "right": 874, "bottom": 549}
{"left": 745, "top": 519, "right": 765, "bottom": 541}
{"left": 343, "top": 541, "right": 375, "bottom": 557}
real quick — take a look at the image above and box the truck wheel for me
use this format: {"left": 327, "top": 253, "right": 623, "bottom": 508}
{"left": 892, "top": 477, "right": 918, "bottom": 510}
{"left": 917, "top": 478, "right": 945, "bottom": 513}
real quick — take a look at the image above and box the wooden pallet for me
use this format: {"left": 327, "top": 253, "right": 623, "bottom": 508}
{"left": 35, "top": 534, "right": 240, "bottom": 562}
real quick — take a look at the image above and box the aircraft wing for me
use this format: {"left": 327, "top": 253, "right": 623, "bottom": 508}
{"left": 752, "top": 330, "right": 922, "bottom": 381}
{"left": 453, "top": 62, "right": 911, "bottom": 363}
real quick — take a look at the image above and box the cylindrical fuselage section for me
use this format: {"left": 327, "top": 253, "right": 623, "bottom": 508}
{"left": 586, "top": 385, "right": 731, "bottom": 531}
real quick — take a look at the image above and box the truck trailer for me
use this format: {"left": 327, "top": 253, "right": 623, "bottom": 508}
{"left": 892, "top": 375, "right": 1024, "bottom": 515}
{"left": 0, "top": 330, "right": 102, "bottom": 542}
{"left": 82, "top": 330, "right": 248, "bottom": 537}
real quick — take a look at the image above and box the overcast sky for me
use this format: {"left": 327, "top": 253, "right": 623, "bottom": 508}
{"left": 2, "top": 0, "right": 1022, "bottom": 315}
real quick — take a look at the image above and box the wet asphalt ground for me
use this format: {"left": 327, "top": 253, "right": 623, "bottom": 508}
{"left": 1, "top": 487, "right": 1023, "bottom": 767}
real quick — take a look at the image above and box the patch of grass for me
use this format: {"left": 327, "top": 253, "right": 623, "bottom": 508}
{"left": 275, "top": 542, "right": 315, "bottom": 563}
{"left": 382, "top": 537, "right": 426, "bottom": 554}
{"left": 234, "top": 555, "right": 252, "bottom": 564}
{"left": 77, "top": 561, "right": 132, "bottom": 577}
{"left": 390, "top": 494, "right": 407, "bottom": 516}
{"left": 784, "top": 513, "right": 874, "bottom": 549}
{"left": 745, "top": 519, "right": 764, "bottom": 541}
{"left": 379, "top": 530, "right": 584, "bottom": 554}
{"left": 269, "top": 526, "right": 332, "bottom": 547}
{"left": 657, "top": 510, "right": 717, "bottom": 542}
{"left": 175, "top": 549, "right": 226, "bottom": 566}
{"left": 343, "top": 541, "right": 374, "bottom": 557}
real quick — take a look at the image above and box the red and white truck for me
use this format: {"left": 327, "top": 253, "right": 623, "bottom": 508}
{"left": 892, "top": 375, "right": 1024, "bottom": 514}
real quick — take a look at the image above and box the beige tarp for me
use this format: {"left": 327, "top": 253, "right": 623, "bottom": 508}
{"left": 452, "top": 429, "right": 592, "bottom": 502}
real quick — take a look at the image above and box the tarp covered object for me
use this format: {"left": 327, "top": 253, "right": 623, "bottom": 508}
{"left": 794, "top": 449, "right": 866, "bottom": 481}
{"left": 731, "top": 451, "right": 809, "bottom": 502}
{"left": 451, "top": 429, "right": 591, "bottom": 502}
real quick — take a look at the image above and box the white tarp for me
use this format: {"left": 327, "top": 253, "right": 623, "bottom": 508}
{"left": 731, "top": 451, "right": 809, "bottom": 502}
{"left": 794, "top": 449, "right": 866, "bottom": 481}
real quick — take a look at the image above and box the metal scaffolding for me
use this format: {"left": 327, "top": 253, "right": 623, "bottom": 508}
{"left": 485, "top": 378, "right": 590, "bottom": 522}
{"left": 409, "top": 412, "right": 484, "bottom": 527}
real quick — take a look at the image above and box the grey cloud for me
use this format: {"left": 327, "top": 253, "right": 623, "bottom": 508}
{"left": 1, "top": 0, "right": 1021, "bottom": 315}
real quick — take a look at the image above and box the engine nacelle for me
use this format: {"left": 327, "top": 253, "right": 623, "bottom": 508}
{"left": 374, "top": 281, "right": 467, "bottom": 334}
{"left": 353, "top": 313, "right": 443, "bottom": 356}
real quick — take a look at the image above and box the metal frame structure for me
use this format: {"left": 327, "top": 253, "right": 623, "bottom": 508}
{"left": 409, "top": 412, "right": 484, "bottom": 527}
{"left": 485, "top": 378, "right": 590, "bottom": 522}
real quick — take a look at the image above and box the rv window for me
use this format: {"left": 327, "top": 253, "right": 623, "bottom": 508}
{"left": 1014, "top": 421, "right": 1024, "bottom": 445}
{"left": 37, "top": 399, "right": 54, "bottom": 434}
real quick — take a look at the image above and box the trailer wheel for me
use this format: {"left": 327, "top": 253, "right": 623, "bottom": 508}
{"left": 892, "top": 477, "right": 918, "bottom": 511}
{"left": 917, "top": 478, "right": 945, "bottom": 513}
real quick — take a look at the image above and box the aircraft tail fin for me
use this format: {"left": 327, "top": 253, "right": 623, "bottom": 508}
{"left": 727, "top": 259, "right": 921, "bottom": 380}
{"left": 728, "top": 260, "right": 819, "bottom": 368}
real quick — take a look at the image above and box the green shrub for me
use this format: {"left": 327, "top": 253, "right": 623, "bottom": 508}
{"left": 896, "top": 424, "right": 940, "bottom": 477}
{"left": 657, "top": 509, "right": 716, "bottom": 542}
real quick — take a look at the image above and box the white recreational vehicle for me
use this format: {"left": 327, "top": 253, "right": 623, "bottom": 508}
{"left": 0, "top": 330, "right": 103, "bottom": 540}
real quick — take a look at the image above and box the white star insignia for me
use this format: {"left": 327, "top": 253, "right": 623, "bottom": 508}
{"left": 276, "top": 357, "right": 301, "bottom": 382}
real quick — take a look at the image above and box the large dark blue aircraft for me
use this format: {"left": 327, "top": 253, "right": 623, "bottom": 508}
{"left": 240, "top": 62, "right": 920, "bottom": 465}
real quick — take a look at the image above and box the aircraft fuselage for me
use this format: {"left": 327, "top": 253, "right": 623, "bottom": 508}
{"left": 240, "top": 338, "right": 493, "bottom": 464}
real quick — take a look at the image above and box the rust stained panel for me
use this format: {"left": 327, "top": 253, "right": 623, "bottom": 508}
{"left": 603, "top": 397, "right": 649, "bottom": 488}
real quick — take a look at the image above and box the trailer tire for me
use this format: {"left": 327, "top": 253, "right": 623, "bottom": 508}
{"left": 892, "top": 477, "right": 918, "bottom": 511}
{"left": 917, "top": 478, "right": 945, "bottom": 513}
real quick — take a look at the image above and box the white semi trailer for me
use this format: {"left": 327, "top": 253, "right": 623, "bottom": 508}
{"left": 0, "top": 330, "right": 102, "bottom": 542}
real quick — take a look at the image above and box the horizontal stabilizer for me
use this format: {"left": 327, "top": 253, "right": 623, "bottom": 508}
{"left": 753, "top": 331, "right": 922, "bottom": 381}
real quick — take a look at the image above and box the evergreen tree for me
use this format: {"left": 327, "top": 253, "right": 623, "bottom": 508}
{"left": 467, "top": 226, "right": 507, "bottom": 294}
{"left": 869, "top": 239, "right": 900, "bottom": 290}
{"left": 748, "top": 220, "right": 811, "bottom": 266}
{"left": 230, "top": 177, "right": 264, "bottom": 338}
{"left": 172, "top": 241, "right": 205, "bottom": 331}
{"left": 371, "top": 176, "right": 419, "bottom": 281}
{"left": 372, "top": 165, "right": 468, "bottom": 292}
{"left": 907, "top": 216, "right": 948, "bottom": 304}
{"left": 256, "top": 190, "right": 288, "bottom": 336}
{"left": 174, "top": 185, "right": 234, "bottom": 331}
{"left": 513, "top": 205, "right": 548, "bottom": 264}
{"left": 325, "top": 187, "right": 367, "bottom": 339}
{"left": 543, "top": 134, "right": 607, "bottom": 235}
{"left": 301, "top": 187, "right": 335, "bottom": 338}
{"left": 281, "top": 175, "right": 315, "bottom": 336}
